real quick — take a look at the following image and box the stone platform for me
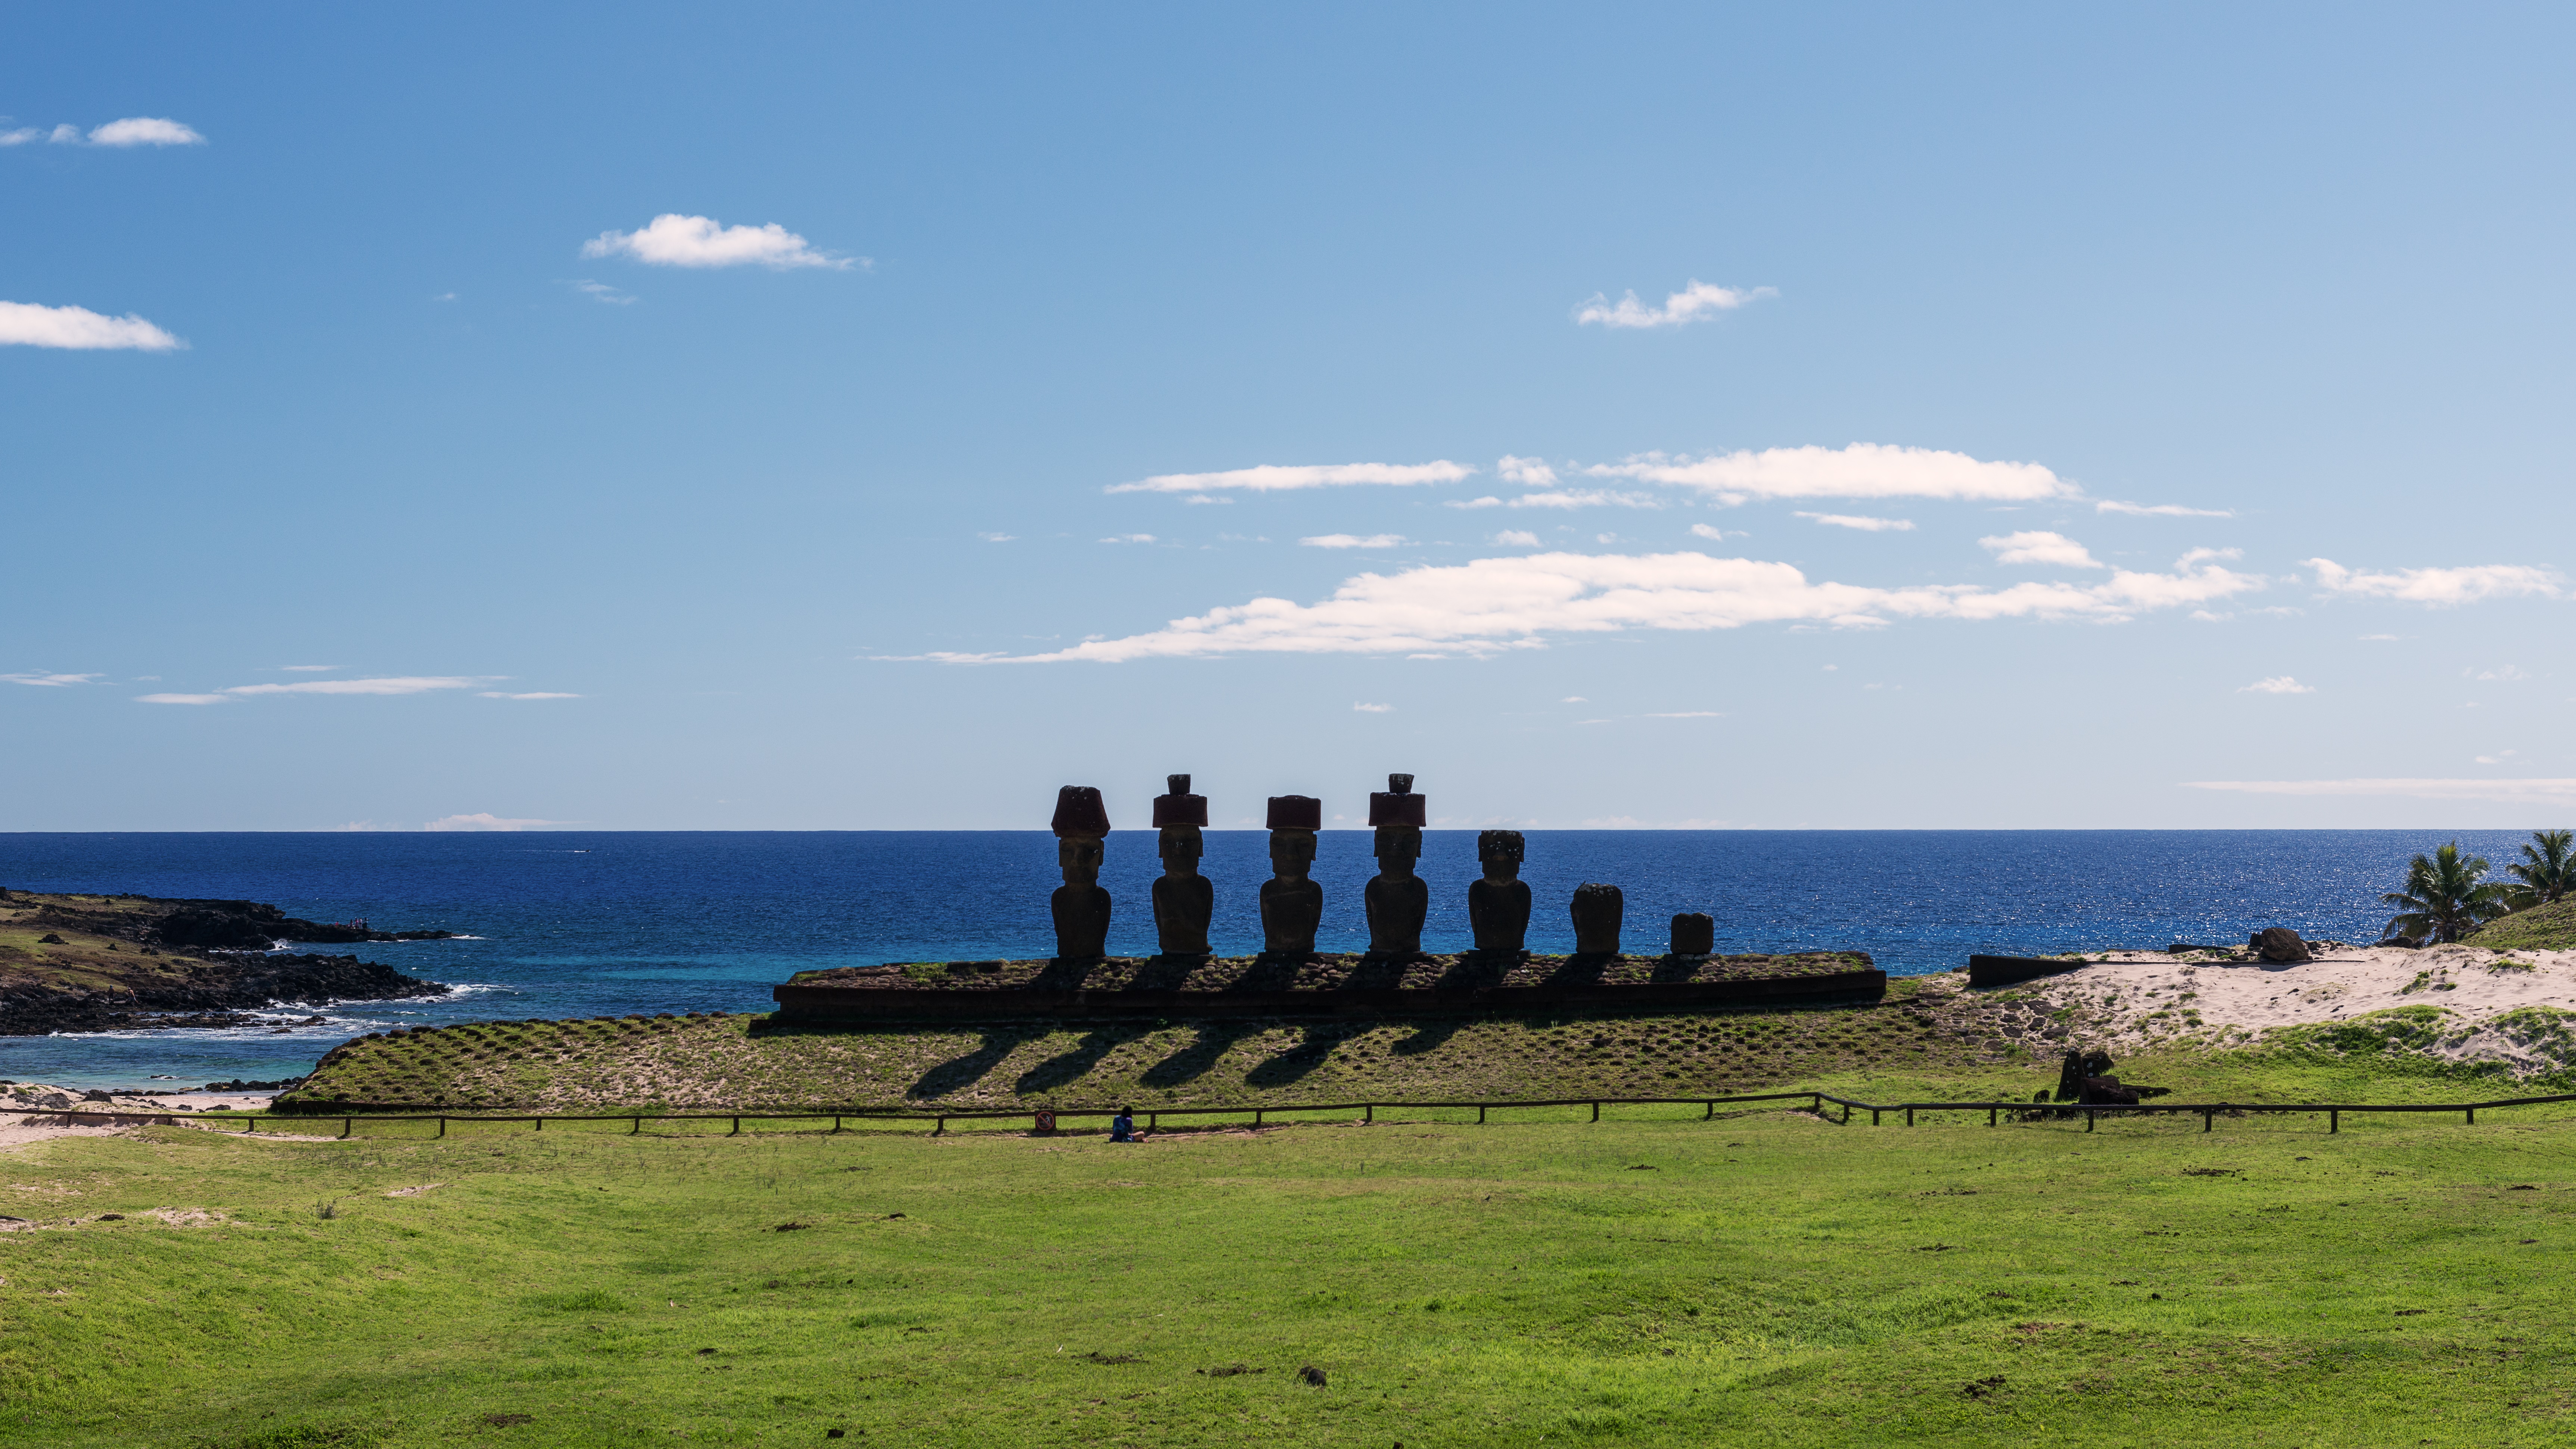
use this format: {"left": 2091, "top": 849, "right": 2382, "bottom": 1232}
{"left": 771, "top": 951, "right": 1883, "bottom": 1023}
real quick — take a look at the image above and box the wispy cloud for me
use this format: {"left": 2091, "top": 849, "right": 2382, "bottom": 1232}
{"left": 1645, "top": 710, "right": 1725, "bottom": 718}
{"left": 85, "top": 117, "right": 206, "bottom": 147}
{"left": 423, "top": 813, "right": 569, "bottom": 832}
{"left": 1688, "top": 524, "right": 1740, "bottom": 541}
{"left": 1098, "top": 534, "right": 1157, "bottom": 544}
{"left": 2097, "top": 500, "right": 2234, "bottom": 517}
{"left": 977, "top": 532, "right": 1017, "bottom": 542}
{"left": 1574, "top": 280, "right": 1775, "bottom": 330}
{"left": 2187, "top": 778, "right": 2576, "bottom": 802}
{"left": 1352, "top": 702, "right": 1394, "bottom": 713}
{"left": 1491, "top": 530, "right": 1541, "bottom": 547}
{"left": 1482, "top": 489, "right": 1664, "bottom": 510}
{"left": 1980, "top": 530, "right": 2103, "bottom": 568}
{"left": 1108, "top": 461, "right": 1474, "bottom": 495}
{"left": 2, "top": 671, "right": 102, "bottom": 687}
{"left": 905, "top": 546, "right": 2264, "bottom": 663}
{"left": 279, "top": 665, "right": 339, "bottom": 672}
{"left": 0, "top": 127, "right": 43, "bottom": 146}
{"left": 136, "top": 693, "right": 227, "bottom": 705}
{"left": 1798, "top": 512, "right": 1914, "bottom": 533}
{"left": 1300, "top": 534, "right": 1409, "bottom": 550}
{"left": 581, "top": 214, "right": 858, "bottom": 270}
{"left": 2239, "top": 675, "right": 2315, "bottom": 694}
{"left": 2307, "top": 558, "right": 2563, "bottom": 605}
{"left": 480, "top": 691, "right": 581, "bottom": 700}
{"left": 1496, "top": 455, "right": 1558, "bottom": 486}
{"left": 222, "top": 676, "right": 488, "bottom": 697}
{"left": 572, "top": 279, "right": 636, "bottom": 305}
{"left": 0, "top": 300, "right": 185, "bottom": 351}
{"left": 1587, "top": 443, "right": 2072, "bottom": 506}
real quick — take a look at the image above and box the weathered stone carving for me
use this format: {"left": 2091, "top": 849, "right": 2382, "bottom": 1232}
{"left": 1467, "top": 830, "right": 1530, "bottom": 954}
{"left": 2250, "top": 927, "right": 2313, "bottom": 964}
{"left": 1363, "top": 774, "right": 1428, "bottom": 959}
{"left": 1150, "top": 774, "right": 1213, "bottom": 958}
{"left": 1049, "top": 786, "right": 1112, "bottom": 961}
{"left": 1259, "top": 795, "right": 1324, "bottom": 957}
{"left": 1569, "top": 882, "right": 1624, "bottom": 956}
{"left": 1670, "top": 912, "right": 1714, "bottom": 957}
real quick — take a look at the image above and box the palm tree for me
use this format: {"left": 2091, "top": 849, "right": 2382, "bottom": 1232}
{"left": 2380, "top": 841, "right": 2513, "bottom": 945}
{"left": 2504, "top": 828, "right": 2576, "bottom": 909}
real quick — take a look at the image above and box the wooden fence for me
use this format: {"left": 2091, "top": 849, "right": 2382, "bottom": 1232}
{"left": 9, "top": 1087, "right": 2575, "bottom": 1139}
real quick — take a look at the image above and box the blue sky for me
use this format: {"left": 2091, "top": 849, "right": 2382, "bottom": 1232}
{"left": 4, "top": 3, "right": 2571, "bottom": 831}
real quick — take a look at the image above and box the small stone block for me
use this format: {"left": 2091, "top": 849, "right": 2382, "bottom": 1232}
{"left": 1670, "top": 912, "right": 1714, "bottom": 956}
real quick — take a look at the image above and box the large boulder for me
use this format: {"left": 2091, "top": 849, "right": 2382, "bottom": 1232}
{"left": 2252, "top": 927, "right": 2313, "bottom": 964}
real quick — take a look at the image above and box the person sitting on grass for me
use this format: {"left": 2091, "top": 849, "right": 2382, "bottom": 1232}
{"left": 1110, "top": 1106, "right": 1139, "bottom": 1143}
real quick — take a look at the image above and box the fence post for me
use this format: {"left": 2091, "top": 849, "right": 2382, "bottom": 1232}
{"left": 1988, "top": 1107, "right": 1997, "bottom": 1127}
{"left": 2465, "top": 1107, "right": 2476, "bottom": 1126}
{"left": 2085, "top": 1110, "right": 2095, "bottom": 1133}
{"left": 535, "top": 1117, "right": 544, "bottom": 1132}
{"left": 833, "top": 1115, "right": 843, "bottom": 1134}
{"left": 730, "top": 1116, "right": 741, "bottom": 1136}
{"left": 245, "top": 1116, "right": 256, "bottom": 1134}
{"left": 2329, "top": 1109, "right": 2338, "bottom": 1135}
{"left": 1870, "top": 1110, "right": 1880, "bottom": 1126}
{"left": 1705, "top": 1101, "right": 1715, "bottom": 1120}
{"left": 1478, "top": 1104, "right": 1487, "bottom": 1125}
{"left": 1590, "top": 1102, "right": 1600, "bottom": 1123}
{"left": 437, "top": 1116, "right": 446, "bottom": 1139}
{"left": 2203, "top": 1109, "right": 2213, "bottom": 1133}
{"left": 631, "top": 1116, "right": 640, "bottom": 1135}
{"left": 1364, "top": 1104, "right": 1372, "bottom": 1124}
{"left": 1149, "top": 1112, "right": 1159, "bottom": 1131}
{"left": 934, "top": 1116, "right": 946, "bottom": 1136}
{"left": 1841, "top": 1103, "right": 1851, "bottom": 1125}
{"left": 1905, "top": 1108, "right": 1914, "bottom": 1128}
{"left": 1254, "top": 1108, "right": 1264, "bottom": 1128}
{"left": 342, "top": 1117, "right": 352, "bottom": 1139}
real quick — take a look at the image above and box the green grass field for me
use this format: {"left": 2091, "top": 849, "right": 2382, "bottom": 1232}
{"left": 4, "top": 1079, "right": 2571, "bottom": 1448}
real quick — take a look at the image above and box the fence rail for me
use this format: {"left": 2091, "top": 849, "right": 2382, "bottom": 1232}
{"left": 7, "top": 1087, "right": 2574, "bottom": 1138}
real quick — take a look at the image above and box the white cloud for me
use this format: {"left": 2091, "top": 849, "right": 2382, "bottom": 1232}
{"left": 47, "top": 124, "right": 80, "bottom": 144}
{"left": 1798, "top": 512, "right": 1914, "bottom": 533}
{"left": 0, "top": 301, "right": 185, "bottom": 351}
{"left": 2306, "top": 558, "right": 2563, "bottom": 605}
{"left": 1561, "top": 696, "right": 1588, "bottom": 703}
{"left": 222, "top": 676, "right": 488, "bottom": 697}
{"left": 1445, "top": 496, "right": 1504, "bottom": 510}
{"left": 1587, "top": 443, "right": 2073, "bottom": 506}
{"left": 977, "top": 532, "right": 1017, "bottom": 542}
{"left": 1496, "top": 489, "right": 1663, "bottom": 510}
{"left": 2185, "top": 778, "right": 2576, "bottom": 802}
{"left": 2096, "top": 500, "right": 2233, "bottom": 517}
{"left": 1491, "top": 530, "right": 1541, "bottom": 547}
{"left": 86, "top": 117, "right": 206, "bottom": 147}
{"left": 572, "top": 279, "right": 636, "bottom": 305}
{"left": 1496, "top": 455, "right": 1558, "bottom": 486}
{"left": 1980, "top": 530, "right": 2104, "bottom": 568}
{"left": 1574, "top": 280, "right": 1776, "bottom": 330}
{"left": 1687, "top": 524, "right": 1739, "bottom": 541}
{"left": 1098, "top": 534, "right": 1157, "bottom": 544}
{"left": 280, "top": 664, "right": 339, "bottom": 672}
{"left": 2239, "top": 676, "right": 2316, "bottom": 694}
{"left": 2469, "top": 665, "right": 2531, "bottom": 682}
{"left": 1301, "top": 534, "right": 1409, "bottom": 550}
{"left": 2359, "top": 634, "right": 2399, "bottom": 641}
{"left": 1353, "top": 702, "right": 1394, "bottom": 713}
{"left": 2, "top": 672, "right": 101, "bottom": 687}
{"left": 906, "top": 546, "right": 2265, "bottom": 663}
{"left": 0, "top": 128, "right": 41, "bottom": 146}
{"left": 1645, "top": 710, "right": 1725, "bottom": 718}
{"left": 136, "top": 693, "right": 227, "bottom": 705}
{"left": 480, "top": 691, "right": 581, "bottom": 700}
{"left": 423, "top": 813, "right": 567, "bottom": 832}
{"left": 581, "top": 214, "right": 856, "bottom": 270}
{"left": 1108, "top": 461, "right": 1474, "bottom": 495}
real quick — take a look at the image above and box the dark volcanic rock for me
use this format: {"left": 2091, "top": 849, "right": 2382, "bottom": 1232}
{"left": 0, "top": 952, "right": 449, "bottom": 1036}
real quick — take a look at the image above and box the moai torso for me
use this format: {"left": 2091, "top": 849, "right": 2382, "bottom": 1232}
{"left": 1467, "top": 829, "right": 1530, "bottom": 954}
{"left": 1569, "top": 881, "right": 1624, "bottom": 956}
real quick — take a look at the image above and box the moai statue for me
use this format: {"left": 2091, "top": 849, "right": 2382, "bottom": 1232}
{"left": 1363, "top": 774, "right": 1429, "bottom": 959}
{"left": 1259, "top": 794, "right": 1324, "bottom": 957}
{"left": 1569, "top": 882, "right": 1624, "bottom": 956}
{"left": 1670, "top": 912, "right": 1715, "bottom": 957}
{"left": 1150, "top": 774, "right": 1213, "bottom": 958}
{"left": 1467, "top": 830, "right": 1531, "bottom": 954}
{"left": 1049, "top": 785, "right": 1113, "bottom": 961}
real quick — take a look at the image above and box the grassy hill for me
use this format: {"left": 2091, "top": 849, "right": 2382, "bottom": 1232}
{"left": 2469, "top": 897, "right": 2576, "bottom": 952}
{"left": 3, "top": 1087, "right": 2570, "bottom": 1448}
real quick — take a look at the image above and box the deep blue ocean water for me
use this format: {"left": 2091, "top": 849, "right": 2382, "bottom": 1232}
{"left": 0, "top": 829, "right": 2531, "bottom": 1088}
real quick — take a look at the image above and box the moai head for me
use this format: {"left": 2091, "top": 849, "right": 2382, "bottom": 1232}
{"left": 1158, "top": 826, "right": 1204, "bottom": 876}
{"left": 1477, "top": 829, "right": 1525, "bottom": 881}
{"left": 1058, "top": 834, "right": 1105, "bottom": 886}
{"left": 1269, "top": 830, "right": 1317, "bottom": 879}
{"left": 1569, "top": 881, "right": 1624, "bottom": 955}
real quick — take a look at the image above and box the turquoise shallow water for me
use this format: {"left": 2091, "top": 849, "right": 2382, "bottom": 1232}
{"left": 0, "top": 828, "right": 2527, "bottom": 1088}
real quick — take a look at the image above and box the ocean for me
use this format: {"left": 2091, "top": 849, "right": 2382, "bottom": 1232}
{"left": 0, "top": 828, "right": 2530, "bottom": 1088}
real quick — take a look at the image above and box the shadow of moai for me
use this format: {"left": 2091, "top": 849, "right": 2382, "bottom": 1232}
{"left": 1139, "top": 1020, "right": 1265, "bottom": 1088}
{"left": 907, "top": 1029, "right": 1032, "bottom": 1100}
{"left": 1015, "top": 1025, "right": 1132, "bottom": 1094}
{"left": 1245, "top": 1023, "right": 1367, "bottom": 1089}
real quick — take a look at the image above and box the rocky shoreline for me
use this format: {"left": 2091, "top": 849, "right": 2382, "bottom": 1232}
{"left": 0, "top": 889, "right": 457, "bottom": 1036}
